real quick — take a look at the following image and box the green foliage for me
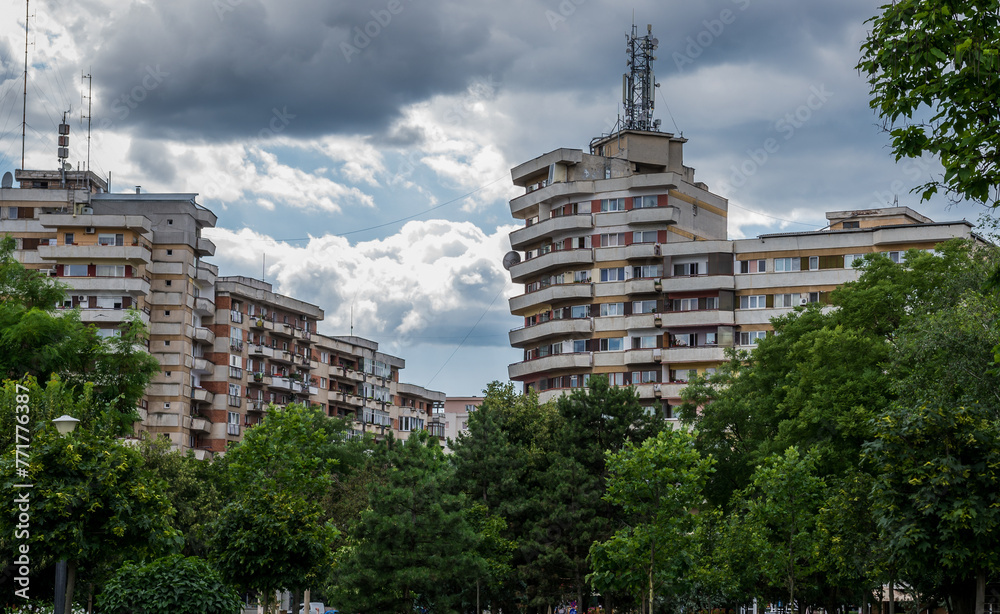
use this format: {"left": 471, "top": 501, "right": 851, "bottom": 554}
{"left": 858, "top": 0, "right": 1000, "bottom": 208}
{"left": 333, "top": 431, "right": 484, "bottom": 613}
{"left": 99, "top": 554, "right": 243, "bottom": 614}
{"left": 589, "top": 429, "right": 715, "bottom": 608}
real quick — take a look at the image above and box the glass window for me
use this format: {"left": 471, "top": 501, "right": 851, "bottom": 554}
{"left": 634, "top": 336, "right": 658, "bottom": 349}
{"left": 809, "top": 256, "right": 819, "bottom": 270}
{"left": 739, "top": 259, "right": 766, "bottom": 273}
{"left": 600, "top": 233, "right": 627, "bottom": 247}
{"left": 599, "top": 338, "right": 624, "bottom": 351}
{"left": 634, "top": 195, "right": 658, "bottom": 209}
{"left": 570, "top": 305, "right": 590, "bottom": 318}
{"left": 599, "top": 267, "right": 626, "bottom": 282}
{"left": 600, "top": 198, "right": 626, "bottom": 212}
{"left": 739, "top": 295, "right": 767, "bottom": 309}
{"left": 774, "top": 257, "right": 800, "bottom": 272}
{"left": 632, "top": 230, "right": 658, "bottom": 243}
{"left": 632, "top": 264, "right": 662, "bottom": 279}
{"left": 674, "top": 298, "right": 699, "bottom": 311}
{"left": 739, "top": 331, "right": 768, "bottom": 345}
{"left": 632, "top": 300, "right": 658, "bottom": 314}
{"left": 65, "top": 264, "right": 88, "bottom": 277}
{"left": 599, "top": 303, "right": 624, "bottom": 317}
{"left": 574, "top": 270, "right": 591, "bottom": 283}
{"left": 572, "top": 339, "right": 587, "bottom": 353}
{"left": 95, "top": 265, "right": 125, "bottom": 277}
{"left": 673, "top": 262, "right": 699, "bottom": 276}
{"left": 98, "top": 233, "right": 124, "bottom": 246}
{"left": 705, "top": 297, "right": 719, "bottom": 309}
{"left": 845, "top": 254, "right": 864, "bottom": 269}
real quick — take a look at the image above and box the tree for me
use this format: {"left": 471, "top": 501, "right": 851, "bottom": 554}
{"left": 99, "top": 555, "right": 243, "bottom": 614}
{"left": 333, "top": 431, "right": 484, "bottom": 613}
{"left": 588, "top": 429, "right": 715, "bottom": 613}
{"left": 211, "top": 404, "right": 355, "bottom": 609}
{"left": 858, "top": 0, "right": 1000, "bottom": 208}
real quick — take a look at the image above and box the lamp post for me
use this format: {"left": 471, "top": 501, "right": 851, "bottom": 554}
{"left": 52, "top": 415, "right": 79, "bottom": 614}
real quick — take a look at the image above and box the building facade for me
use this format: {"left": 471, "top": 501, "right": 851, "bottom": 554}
{"left": 1, "top": 169, "right": 445, "bottom": 457}
{"left": 503, "top": 134, "right": 976, "bottom": 421}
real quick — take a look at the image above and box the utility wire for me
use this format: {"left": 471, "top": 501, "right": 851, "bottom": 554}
{"left": 727, "top": 202, "right": 823, "bottom": 228}
{"left": 424, "top": 281, "right": 509, "bottom": 388}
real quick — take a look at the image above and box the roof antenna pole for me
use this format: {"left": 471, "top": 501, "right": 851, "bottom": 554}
{"left": 622, "top": 21, "right": 660, "bottom": 132}
{"left": 21, "top": 0, "right": 29, "bottom": 170}
{"left": 82, "top": 71, "right": 92, "bottom": 171}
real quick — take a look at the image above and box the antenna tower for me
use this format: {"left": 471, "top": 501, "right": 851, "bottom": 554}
{"left": 21, "top": 0, "right": 30, "bottom": 170}
{"left": 81, "top": 72, "right": 93, "bottom": 171}
{"left": 621, "top": 23, "right": 660, "bottom": 132}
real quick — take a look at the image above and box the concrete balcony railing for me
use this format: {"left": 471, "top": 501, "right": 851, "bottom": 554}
{"left": 509, "top": 249, "right": 593, "bottom": 284}
{"left": 509, "top": 318, "right": 592, "bottom": 347}
{"left": 662, "top": 346, "right": 728, "bottom": 363}
{"left": 195, "top": 262, "right": 218, "bottom": 286}
{"left": 509, "top": 282, "right": 593, "bottom": 315}
{"left": 508, "top": 352, "right": 593, "bottom": 380}
{"left": 193, "top": 326, "right": 215, "bottom": 345}
{"left": 60, "top": 276, "right": 150, "bottom": 294}
{"left": 249, "top": 344, "right": 274, "bottom": 358}
{"left": 623, "top": 348, "right": 663, "bottom": 365}
{"left": 37, "top": 213, "right": 151, "bottom": 232}
{"left": 509, "top": 180, "right": 597, "bottom": 216}
{"left": 597, "top": 206, "right": 680, "bottom": 227}
{"left": 191, "top": 357, "right": 212, "bottom": 374}
{"left": 196, "top": 237, "right": 216, "bottom": 256}
{"left": 38, "top": 244, "right": 152, "bottom": 264}
{"left": 660, "top": 274, "right": 735, "bottom": 293}
{"left": 659, "top": 309, "right": 735, "bottom": 328}
{"left": 193, "top": 296, "right": 214, "bottom": 316}
{"left": 77, "top": 308, "right": 151, "bottom": 326}
{"left": 190, "top": 388, "right": 214, "bottom": 404}
{"left": 190, "top": 418, "right": 211, "bottom": 434}
{"left": 509, "top": 215, "right": 594, "bottom": 250}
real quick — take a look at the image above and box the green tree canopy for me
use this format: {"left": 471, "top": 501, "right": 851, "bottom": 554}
{"left": 99, "top": 554, "right": 243, "bottom": 614}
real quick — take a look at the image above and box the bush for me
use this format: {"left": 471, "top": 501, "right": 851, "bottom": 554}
{"left": 99, "top": 555, "right": 243, "bottom": 614}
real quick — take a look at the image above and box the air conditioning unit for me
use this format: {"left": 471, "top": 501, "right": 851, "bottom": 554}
{"left": 75, "top": 295, "right": 87, "bottom": 301}
{"left": 47, "top": 268, "right": 58, "bottom": 277}
{"left": 653, "top": 384, "right": 662, "bottom": 397}
{"left": 799, "top": 297, "right": 809, "bottom": 306}
{"left": 653, "top": 348, "right": 662, "bottom": 362}
{"left": 85, "top": 227, "right": 95, "bottom": 234}
{"left": 81, "top": 206, "right": 94, "bottom": 214}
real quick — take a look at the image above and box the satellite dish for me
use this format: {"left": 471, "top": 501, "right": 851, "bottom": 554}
{"left": 63, "top": 163, "right": 73, "bottom": 171}
{"left": 502, "top": 251, "right": 522, "bottom": 270}
{"left": 1, "top": 172, "right": 12, "bottom": 189}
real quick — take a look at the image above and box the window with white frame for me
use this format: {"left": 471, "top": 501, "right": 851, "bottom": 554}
{"left": 886, "top": 251, "right": 903, "bottom": 263}
{"left": 705, "top": 332, "right": 718, "bottom": 345}
{"left": 633, "top": 195, "right": 658, "bottom": 209}
{"left": 570, "top": 305, "right": 590, "bottom": 318}
{"left": 632, "top": 370, "right": 660, "bottom": 383}
{"left": 739, "top": 331, "right": 768, "bottom": 345}
{"left": 98, "top": 233, "right": 124, "bottom": 246}
{"left": 599, "top": 267, "right": 627, "bottom": 282}
{"left": 64, "top": 264, "right": 88, "bottom": 277}
{"left": 773, "top": 293, "right": 802, "bottom": 308}
{"left": 598, "top": 338, "right": 624, "bottom": 351}
{"left": 705, "top": 296, "right": 719, "bottom": 309}
{"left": 574, "top": 270, "right": 592, "bottom": 283}
{"left": 673, "top": 262, "right": 699, "bottom": 276}
{"left": 670, "top": 369, "right": 697, "bottom": 382}
{"left": 809, "top": 256, "right": 819, "bottom": 270}
{"left": 632, "top": 300, "right": 657, "bottom": 314}
{"left": 572, "top": 339, "right": 587, "bottom": 353}
{"left": 739, "top": 295, "right": 767, "bottom": 309}
{"left": 95, "top": 296, "right": 124, "bottom": 309}
{"left": 632, "top": 335, "right": 659, "bottom": 349}
{"left": 600, "top": 233, "right": 627, "bottom": 247}
{"left": 673, "top": 298, "right": 699, "bottom": 311}
{"left": 599, "top": 303, "right": 624, "bottom": 317}
{"left": 632, "top": 264, "right": 662, "bottom": 278}
{"left": 671, "top": 333, "right": 695, "bottom": 347}
{"left": 95, "top": 265, "right": 125, "bottom": 277}
{"left": 774, "top": 257, "right": 800, "bottom": 272}
{"left": 739, "top": 259, "right": 766, "bottom": 273}
{"left": 845, "top": 254, "right": 864, "bottom": 268}
{"left": 229, "top": 383, "right": 241, "bottom": 396}
{"left": 600, "top": 198, "right": 626, "bottom": 212}
{"left": 633, "top": 230, "right": 658, "bottom": 243}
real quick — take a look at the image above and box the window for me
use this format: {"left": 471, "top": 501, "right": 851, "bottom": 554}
{"left": 165, "top": 280, "right": 172, "bottom": 286}
{"left": 64, "top": 233, "right": 74, "bottom": 245}
{"left": 809, "top": 256, "right": 819, "bottom": 270}
{"left": 98, "top": 233, "right": 124, "bottom": 246}
{"left": 600, "top": 198, "right": 626, "bottom": 212}
{"left": 887, "top": 251, "right": 903, "bottom": 264}
{"left": 633, "top": 230, "right": 658, "bottom": 243}
{"left": 632, "top": 264, "right": 662, "bottom": 279}
{"left": 670, "top": 369, "right": 697, "bottom": 382}
{"left": 804, "top": 291, "right": 820, "bottom": 304}
{"left": 673, "top": 298, "right": 699, "bottom": 311}
{"left": 634, "top": 195, "right": 658, "bottom": 209}
{"left": 599, "top": 303, "right": 624, "bottom": 317}
{"left": 572, "top": 339, "right": 587, "bottom": 353}
{"left": 227, "top": 412, "right": 241, "bottom": 436}
{"left": 64, "top": 264, "right": 88, "bottom": 277}
{"left": 632, "top": 335, "right": 658, "bottom": 349}
{"left": 705, "top": 297, "right": 719, "bottom": 309}
{"left": 164, "top": 310, "right": 171, "bottom": 316}
{"left": 598, "top": 338, "right": 624, "bottom": 351}
{"left": 671, "top": 333, "right": 695, "bottom": 347}
{"left": 632, "top": 370, "right": 660, "bottom": 383}
{"left": 166, "top": 249, "right": 172, "bottom": 255}
{"left": 774, "top": 257, "right": 800, "bottom": 272}
{"left": 739, "top": 295, "right": 767, "bottom": 309}
{"left": 96, "top": 265, "right": 125, "bottom": 277}
{"left": 739, "top": 331, "right": 768, "bottom": 345}
{"left": 843, "top": 221, "right": 860, "bottom": 229}
{"left": 774, "top": 293, "right": 802, "bottom": 308}
{"left": 599, "top": 267, "right": 627, "bottom": 282}
{"left": 574, "top": 270, "right": 591, "bottom": 283}
{"left": 96, "top": 296, "right": 124, "bottom": 309}
{"left": 845, "top": 254, "right": 865, "bottom": 269}
{"left": 705, "top": 332, "right": 718, "bottom": 345}
{"left": 673, "top": 262, "right": 699, "bottom": 276}
{"left": 632, "top": 300, "right": 657, "bottom": 314}
{"left": 739, "top": 259, "right": 766, "bottom": 273}
{"left": 570, "top": 305, "right": 590, "bottom": 318}
{"left": 600, "top": 233, "right": 627, "bottom": 247}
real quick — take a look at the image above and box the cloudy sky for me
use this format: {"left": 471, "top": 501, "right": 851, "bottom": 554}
{"left": 0, "top": 0, "right": 986, "bottom": 395}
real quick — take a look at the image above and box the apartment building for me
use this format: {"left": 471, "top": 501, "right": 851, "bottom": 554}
{"left": 2, "top": 169, "right": 445, "bottom": 456}
{"left": 1, "top": 169, "right": 219, "bottom": 446}
{"left": 503, "top": 135, "right": 976, "bottom": 421}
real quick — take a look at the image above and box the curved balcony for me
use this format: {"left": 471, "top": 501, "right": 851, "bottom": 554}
{"left": 38, "top": 244, "right": 151, "bottom": 264}
{"left": 660, "top": 274, "right": 735, "bottom": 293}
{"left": 78, "top": 308, "right": 151, "bottom": 327}
{"left": 624, "top": 348, "right": 663, "bottom": 365}
{"left": 192, "top": 357, "right": 212, "bottom": 374}
{"left": 508, "top": 352, "right": 593, "bottom": 380}
{"left": 193, "top": 296, "right": 214, "bottom": 316}
{"left": 189, "top": 417, "right": 211, "bottom": 434}
{"left": 662, "top": 346, "right": 728, "bottom": 363}
{"left": 625, "top": 243, "right": 665, "bottom": 260}
{"left": 193, "top": 326, "right": 215, "bottom": 345}
{"left": 509, "top": 318, "right": 592, "bottom": 347}
{"left": 509, "top": 283, "right": 593, "bottom": 315}
{"left": 190, "top": 388, "right": 214, "bottom": 404}
{"left": 60, "top": 276, "right": 150, "bottom": 294}
{"left": 508, "top": 249, "right": 593, "bottom": 284}
{"left": 593, "top": 278, "right": 659, "bottom": 298}
{"left": 195, "top": 262, "right": 218, "bottom": 286}
{"left": 509, "top": 215, "right": 594, "bottom": 250}
{"left": 597, "top": 206, "right": 680, "bottom": 227}
{"left": 509, "top": 180, "right": 597, "bottom": 217}
{"left": 659, "top": 309, "right": 735, "bottom": 328}
{"left": 196, "top": 237, "right": 216, "bottom": 256}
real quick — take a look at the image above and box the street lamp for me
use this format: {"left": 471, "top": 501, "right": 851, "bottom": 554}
{"left": 51, "top": 415, "right": 79, "bottom": 614}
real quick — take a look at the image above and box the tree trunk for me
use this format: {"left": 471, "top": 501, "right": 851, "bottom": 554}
{"left": 975, "top": 570, "right": 985, "bottom": 614}
{"left": 66, "top": 562, "right": 77, "bottom": 611}
{"left": 292, "top": 589, "right": 300, "bottom": 614}
{"left": 889, "top": 580, "right": 895, "bottom": 614}
{"left": 304, "top": 589, "right": 311, "bottom": 614}
{"left": 262, "top": 590, "right": 270, "bottom": 614}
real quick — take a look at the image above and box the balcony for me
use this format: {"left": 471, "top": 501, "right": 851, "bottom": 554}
{"left": 624, "top": 348, "right": 664, "bottom": 365}
{"left": 227, "top": 395, "right": 242, "bottom": 408}
{"left": 250, "top": 344, "right": 274, "bottom": 357}
{"left": 509, "top": 282, "right": 593, "bottom": 315}
{"left": 247, "top": 400, "right": 268, "bottom": 413}
{"left": 293, "top": 328, "right": 313, "bottom": 343}
{"left": 196, "top": 237, "right": 216, "bottom": 256}
{"left": 195, "top": 262, "right": 218, "bottom": 286}
{"left": 271, "top": 350, "right": 294, "bottom": 364}
{"left": 229, "top": 339, "right": 244, "bottom": 352}
{"left": 272, "top": 322, "right": 294, "bottom": 337}
{"left": 660, "top": 275, "right": 735, "bottom": 293}
{"left": 509, "top": 215, "right": 594, "bottom": 250}
{"left": 38, "top": 244, "right": 152, "bottom": 264}
{"left": 192, "top": 357, "right": 212, "bottom": 374}
{"left": 508, "top": 352, "right": 593, "bottom": 380}
{"left": 624, "top": 243, "right": 664, "bottom": 260}
{"left": 38, "top": 213, "right": 151, "bottom": 232}
{"left": 296, "top": 354, "right": 313, "bottom": 368}
{"left": 193, "top": 297, "right": 214, "bottom": 316}
{"left": 59, "top": 276, "right": 150, "bottom": 294}
{"left": 190, "top": 418, "right": 211, "bottom": 434}
{"left": 190, "top": 388, "right": 214, "bottom": 404}
{"left": 248, "top": 372, "right": 270, "bottom": 386}
{"left": 509, "top": 180, "right": 597, "bottom": 216}
{"left": 509, "top": 318, "right": 592, "bottom": 347}
{"left": 659, "top": 309, "right": 735, "bottom": 328}
{"left": 229, "top": 366, "right": 243, "bottom": 380}
{"left": 269, "top": 376, "right": 295, "bottom": 391}
{"left": 662, "top": 346, "right": 728, "bottom": 363}
{"left": 250, "top": 317, "right": 273, "bottom": 331}
{"left": 77, "top": 308, "right": 151, "bottom": 327}
{"left": 508, "top": 249, "right": 593, "bottom": 284}
{"left": 597, "top": 206, "right": 680, "bottom": 226}
{"left": 193, "top": 327, "right": 215, "bottom": 345}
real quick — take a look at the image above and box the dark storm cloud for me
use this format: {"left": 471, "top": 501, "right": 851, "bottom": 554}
{"left": 80, "top": 0, "right": 520, "bottom": 141}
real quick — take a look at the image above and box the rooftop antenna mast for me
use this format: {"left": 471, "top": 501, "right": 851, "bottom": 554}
{"left": 21, "top": 0, "right": 30, "bottom": 170}
{"left": 81, "top": 71, "right": 92, "bottom": 171}
{"left": 621, "top": 22, "right": 660, "bottom": 132}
